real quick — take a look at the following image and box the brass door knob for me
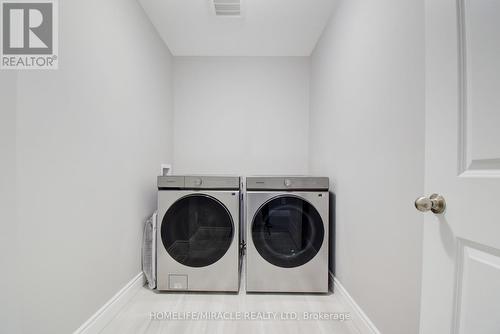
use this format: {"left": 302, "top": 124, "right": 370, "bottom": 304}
{"left": 415, "top": 194, "right": 446, "bottom": 214}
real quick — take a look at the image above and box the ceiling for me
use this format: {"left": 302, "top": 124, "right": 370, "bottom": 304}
{"left": 138, "top": 0, "right": 337, "bottom": 56}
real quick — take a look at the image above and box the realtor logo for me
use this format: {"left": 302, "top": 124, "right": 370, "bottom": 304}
{"left": 1, "top": 0, "right": 58, "bottom": 69}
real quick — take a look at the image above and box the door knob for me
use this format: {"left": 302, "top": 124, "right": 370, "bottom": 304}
{"left": 415, "top": 194, "right": 446, "bottom": 214}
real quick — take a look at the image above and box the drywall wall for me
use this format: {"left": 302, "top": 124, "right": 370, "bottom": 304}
{"left": 14, "top": 0, "right": 174, "bottom": 332}
{"left": 173, "top": 57, "right": 310, "bottom": 175}
{"left": 309, "top": 1, "right": 424, "bottom": 333}
{"left": 0, "top": 72, "right": 18, "bottom": 333}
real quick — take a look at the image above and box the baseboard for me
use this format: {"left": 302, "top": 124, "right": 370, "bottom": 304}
{"left": 330, "top": 272, "right": 381, "bottom": 334}
{"left": 73, "top": 272, "right": 145, "bottom": 334}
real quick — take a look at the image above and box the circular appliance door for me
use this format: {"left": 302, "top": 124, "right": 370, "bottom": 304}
{"left": 251, "top": 196, "right": 324, "bottom": 268}
{"left": 161, "top": 194, "right": 234, "bottom": 268}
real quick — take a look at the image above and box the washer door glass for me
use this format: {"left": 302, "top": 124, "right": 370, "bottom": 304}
{"left": 251, "top": 196, "right": 324, "bottom": 268}
{"left": 161, "top": 194, "right": 234, "bottom": 268}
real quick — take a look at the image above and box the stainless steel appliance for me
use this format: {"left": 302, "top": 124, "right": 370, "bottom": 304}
{"left": 246, "top": 176, "right": 329, "bottom": 293}
{"left": 157, "top": 175, "right": 240, "bottom": 292}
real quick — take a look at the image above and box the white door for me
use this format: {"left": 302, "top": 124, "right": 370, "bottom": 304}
{"left": 421, "top": 0, "right": 500, "bottom": 333}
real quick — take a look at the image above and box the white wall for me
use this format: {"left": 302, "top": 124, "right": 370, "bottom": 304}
{"left": 173, "top": 57, "right": 310, "bottom": 175}
{"left": 309, "top": 1, "right": 424, "bottom": 333}
{"left": 0, "top": 72, "right": 18, "bottom": 334}
{"left": 14, "top": 0, "right": 174, "bottom": 332}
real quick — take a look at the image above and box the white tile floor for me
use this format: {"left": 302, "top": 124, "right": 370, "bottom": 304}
{"left": 101, "top": 269, "right": 359, "bottom": 334}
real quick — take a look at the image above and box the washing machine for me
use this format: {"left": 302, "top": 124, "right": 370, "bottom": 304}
{"left": 157, "top": 175, "right": 240, "bottom": 292}
{"left": 246, "top": 176, "right": 329, "bottom": 293}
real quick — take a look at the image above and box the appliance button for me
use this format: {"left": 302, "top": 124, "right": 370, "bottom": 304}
{"left": 284, "top": 179, "right": 292, "bottom": 187}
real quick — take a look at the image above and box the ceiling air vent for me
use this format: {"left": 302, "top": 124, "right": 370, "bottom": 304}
{"left": 213, "top": 0, "right": 241, "bottom": 16}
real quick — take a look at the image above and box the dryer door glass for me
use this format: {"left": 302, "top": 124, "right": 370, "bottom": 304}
{"left": 251, "top": 196, "right": 324, "bottom": 268}
{"left": 161, "top": 194, "right": 234, "bottom": 268}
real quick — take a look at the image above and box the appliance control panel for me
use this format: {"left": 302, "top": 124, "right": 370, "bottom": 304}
{"left": 158, "top": 175, "right": 240, "bottom": 190}
{"left": 246, "top": 176, "right": 329, "bottom": 191}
